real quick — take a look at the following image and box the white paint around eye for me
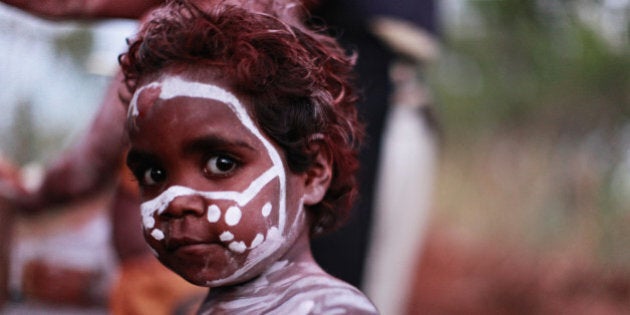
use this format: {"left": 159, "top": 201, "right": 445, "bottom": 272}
{"left": 229, "top": 241, "right": 247, "bottom": 253}
{"left": 140, "top": 167, "right": 278, "bottom": 228}
{"left": 220, "top": 231, "right": 235, "bottom": 242}
{"left": 133, "top": 76, "right": 287, "bottom": 230}
{"left": 262, "top": 202, "right": 272, "bottom": 217}
{"left": 151, "top": 229, "right": 165, "bottom": 241}
{"left": 207, "top": 204, "right": 222, "bottom": 223}
{"left": 225, "top": 206, "right": 242, "bottom": 226}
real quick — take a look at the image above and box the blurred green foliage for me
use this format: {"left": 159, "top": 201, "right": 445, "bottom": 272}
{"left": 53, "top": 26, "right": 93, "bottom": 68}
{"left": 430, "top": 0, "right": 629, "bottom": 138}
{"left": 428, "top": 0, "right": 630, "bottom": 267}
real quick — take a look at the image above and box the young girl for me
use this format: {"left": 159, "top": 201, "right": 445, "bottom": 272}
{"left": 119, "top": 0, "right": 378, "bottom": 313}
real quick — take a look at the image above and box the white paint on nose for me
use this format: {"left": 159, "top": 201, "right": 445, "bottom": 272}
{"left": 207, "top": 204, "right": 221, "bottom": 223}
{"left": 225, "top": 206, "right": 242, "bottom": 226}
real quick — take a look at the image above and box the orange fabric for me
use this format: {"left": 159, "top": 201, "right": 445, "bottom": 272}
{"left": 110, "top": 255, "right": 206, "bottom": 315}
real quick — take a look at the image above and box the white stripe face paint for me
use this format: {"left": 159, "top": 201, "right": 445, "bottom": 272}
{"left": 130, "top": 76, "right": 303, "bottom": 287}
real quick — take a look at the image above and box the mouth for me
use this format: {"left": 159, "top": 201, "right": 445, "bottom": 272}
{"left": 165, "top": 236, "right": 214, "bottom": 252}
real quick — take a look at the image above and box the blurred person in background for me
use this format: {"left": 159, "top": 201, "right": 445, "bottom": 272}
{"left": 310, "top": 2, "right": 439, "bottom": 314}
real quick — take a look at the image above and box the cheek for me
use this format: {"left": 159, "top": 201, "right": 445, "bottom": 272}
{"left": 141, "top": 178, "right": 284, "bottom": 256}
{"left": 215, "top": 181, "right": 281, "bottom": 253}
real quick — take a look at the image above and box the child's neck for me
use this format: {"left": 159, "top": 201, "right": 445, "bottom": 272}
{"left": 201, "top": 230, "right": 321, "bottom": 310}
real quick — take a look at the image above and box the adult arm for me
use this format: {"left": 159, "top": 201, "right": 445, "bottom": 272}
{"left": 17, "top": 73, "right": 129, "bottom": 213}
{"left": 0, "top": 0, "right": 161, "bottom": 20}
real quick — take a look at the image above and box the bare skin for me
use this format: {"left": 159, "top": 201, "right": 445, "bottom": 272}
{"left": 0, "top": 0, "right": 316, "bottom": 20}
{"left": 0, "top": 0, "right": 161, "bottom": 20}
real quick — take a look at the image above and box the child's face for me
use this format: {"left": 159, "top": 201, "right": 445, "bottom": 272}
{"left": 126, "top": 74, "right": 308, "bottom": 287}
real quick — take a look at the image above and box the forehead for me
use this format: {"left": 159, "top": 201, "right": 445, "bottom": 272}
{"left": 127, "top": 76, "right": 287, "bottom": 169}
{"left": 129, "top": 75, "right": 252, "bottom": 126}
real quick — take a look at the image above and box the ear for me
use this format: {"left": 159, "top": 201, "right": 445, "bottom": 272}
{"left": 302, "top": 147, "right": 333, "bottom": 206}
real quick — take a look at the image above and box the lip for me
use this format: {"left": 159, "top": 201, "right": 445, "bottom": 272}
{"left": 166, "top": 236, "right": 213, "bottom": 251}
{"left": 173, "top": 243, "right": 219, "bottom": 255}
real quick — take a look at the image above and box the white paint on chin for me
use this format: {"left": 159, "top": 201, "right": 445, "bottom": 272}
{"left": 220, "top": 231, "right": 235, "bottom": 242}
{"left": 229, "top": 241, "right": 247, "bottom": 253}
{"left": 250, "top": 233, "right": 264, "bottom": 249}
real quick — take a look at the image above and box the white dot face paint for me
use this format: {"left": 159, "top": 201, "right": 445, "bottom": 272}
{"left": 128, "top": 75, "right": 308, "bottom": 287}
{"left": 151, "top": 229, "right": 165, "bottom": 241}
{"left": 262, "top": 202, "right": 272, "bottom": 217}
{"left": 220, "top": 231, "right": 235, "bottom": 242}
{"left": 229, "top": 241, "right": 247, "bottom": 253}
{"left": 224, "top": 206, "right": 242, "bottom": 226}
{"left": 207, "top": 205, "right": 221, "bottom": 223}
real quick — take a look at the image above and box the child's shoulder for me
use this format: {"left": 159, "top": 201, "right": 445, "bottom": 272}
{"left": 269, "top": 260, "right": 379, "bottom": 314}
{"left": 200, "top": 260, "right": 379, "bottom": 314}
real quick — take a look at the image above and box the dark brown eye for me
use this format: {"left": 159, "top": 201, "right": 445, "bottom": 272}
{"left": 143, "top": 167, "right": 166, "bottom": 185}
{"left": 205, "top": 155, "right": 237, "bottom": 175}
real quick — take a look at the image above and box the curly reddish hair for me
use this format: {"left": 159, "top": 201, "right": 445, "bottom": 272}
{"left": 119, "top": 0, "right": 363, "bottom": 235}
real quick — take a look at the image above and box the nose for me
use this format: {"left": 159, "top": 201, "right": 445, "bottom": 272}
{"left": 161, "top": 194, "right": 205, "bottom": 218}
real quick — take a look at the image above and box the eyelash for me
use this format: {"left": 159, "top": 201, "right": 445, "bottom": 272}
{"left": 130, "top": 164, "right": 166, "bottom": 188}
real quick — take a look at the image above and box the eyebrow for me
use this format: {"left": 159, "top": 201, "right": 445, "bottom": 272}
{"left": 182, "top": 135, "right": 258, "bottom": 155}
{"left": 126, "top": 149, "right": 157, "bottom": 167}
